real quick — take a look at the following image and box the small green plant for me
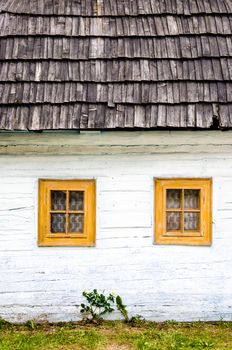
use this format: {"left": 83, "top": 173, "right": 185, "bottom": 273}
{"left": 116, "top": 295, "right": 129, "bottom": 322}
{"left": 81, "top": 290, "right": 145, "bottom": 325}
{"left": 130, "top": 314, "right": 145, "bottom": 326}
{"left": 80, "top": 289, "right": 115, "bottom": 323}
{"left": 115, "top": 296, "right": 145, "bottom": 326}
{"left": 25, "top": 320, "right": 37, "bottom": 330}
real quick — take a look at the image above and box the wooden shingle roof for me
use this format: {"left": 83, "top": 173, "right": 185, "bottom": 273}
{"left": 0, "top": 0, "right": 232, "bottom": 130}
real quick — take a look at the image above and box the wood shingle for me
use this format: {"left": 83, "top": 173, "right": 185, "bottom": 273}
{"left": 0, "top": 0, "right": 232, "bottom": 130}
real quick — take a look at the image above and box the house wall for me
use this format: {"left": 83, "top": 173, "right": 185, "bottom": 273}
{"left": 0, "top": 131, "right": 231, "bottom": 323}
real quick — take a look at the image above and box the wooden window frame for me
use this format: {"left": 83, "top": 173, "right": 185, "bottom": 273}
{"left": 154, "top": 178, "right": 212, "bottom": 246}
{"left": 38, "top": 179, "right": 96, "bottom": 247}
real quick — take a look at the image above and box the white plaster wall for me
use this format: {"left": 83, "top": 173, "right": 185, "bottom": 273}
{"left": 0, "top": 145, "right": 231, "bottom": 322}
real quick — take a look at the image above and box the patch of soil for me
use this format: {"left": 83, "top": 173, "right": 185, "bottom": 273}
{"left": 105, "top": 345, "right": 131, "bottom": 350}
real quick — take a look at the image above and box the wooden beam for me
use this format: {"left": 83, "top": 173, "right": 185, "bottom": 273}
{"left": 0, "top": 131, "right": 232, "bottom": 155}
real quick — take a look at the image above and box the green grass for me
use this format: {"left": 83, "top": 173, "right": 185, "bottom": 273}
{"left": 0, "top": 320, "right": 231, "bottom": 350}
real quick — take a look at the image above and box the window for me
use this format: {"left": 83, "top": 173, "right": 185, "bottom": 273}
{"left": 155, "top": 179, "right": 212, "bottom": 246}
{"left": 38, "top": 180, "right": 96, "bottom": 247}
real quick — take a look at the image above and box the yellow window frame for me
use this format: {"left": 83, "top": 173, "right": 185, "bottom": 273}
{"left": 155, "top": 178, "right": 212, "bottom": 246}
{"left": 38, "top": 179, "right": 96, "bottom": 247}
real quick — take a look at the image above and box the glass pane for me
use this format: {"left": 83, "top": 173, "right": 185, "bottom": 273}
{"left": 166, "top": 212, "right": 181, "bottom": 231}
{"left": 166, "top": 189, "right": 181, "bottom": 209}
{"left": 51, "top": 191, "right": 66, "bottom": 210}
{"left": 51, "top": 214, "right": 66, "bottom": 233}
{"left": 184, "top": 190, "right": 200, "bottom": 209}
{"left": 69, "top": 214, "right": 84, "bottom": 233}
{"left": 69, "top": 191, "right": 84, "bottom": 211}
{"left": 184, "top": 212, "right": 199, "bottom": 231}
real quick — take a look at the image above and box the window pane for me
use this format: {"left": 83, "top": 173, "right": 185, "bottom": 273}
{"left": 166, "top": 212, "right": 181, "bottom": 231}
{"left": 51, "top": 214, "right": 66, "bottom": 233}
{"left": 69, "top": 191, "right": 84, "bottom": 211}
{"left": 184, "top": 212, "right": 199, "bottom": 231}
{"left": 184, "top": 190, "right": 200, "bottom": 209}
{"left": 51, "top": 191, "right": 66, "bottom": 210}
{"left": 69, "top": 214, "right": 84, "bottom": 233}
{"left": 166, "top": 189, "right": 181, "bottom": 209}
